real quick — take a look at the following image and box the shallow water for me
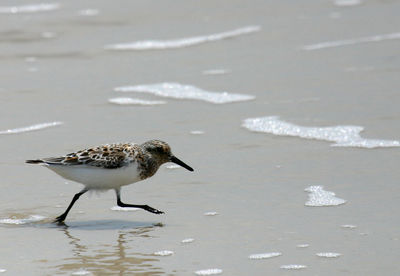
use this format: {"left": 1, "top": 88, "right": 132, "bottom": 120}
{"left": 1, "top": 0, "right": 400, "bottom": 275}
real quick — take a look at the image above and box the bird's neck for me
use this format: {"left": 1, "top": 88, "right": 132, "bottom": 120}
{"left": 138, "top": 157, "right": 161, "bottom": 179}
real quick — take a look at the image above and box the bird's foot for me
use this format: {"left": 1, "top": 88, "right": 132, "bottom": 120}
{"left": 144, "top": 205, "right": 164, "bottom": 214}
{"left": 53, "top": 214, "right": 66, "bottom": 224}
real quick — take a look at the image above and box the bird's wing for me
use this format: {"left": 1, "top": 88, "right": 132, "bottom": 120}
{"left": 39, "top": 143, "right": 139, "bottom": 169}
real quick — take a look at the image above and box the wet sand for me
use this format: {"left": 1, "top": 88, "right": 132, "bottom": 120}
{"left": 1, "top": 0, "right": 400, "bottom": 275}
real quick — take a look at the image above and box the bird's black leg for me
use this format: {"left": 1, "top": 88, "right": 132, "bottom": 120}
{"left": 54, "top": 189, "right": 88, "bottom": 223}
{"left": 115, "top": 189, "right": 164, "bottom": 214}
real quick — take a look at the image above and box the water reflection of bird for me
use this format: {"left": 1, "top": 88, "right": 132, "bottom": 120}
{"left": 55, "top": 223, "right": 164, "bottom": 275}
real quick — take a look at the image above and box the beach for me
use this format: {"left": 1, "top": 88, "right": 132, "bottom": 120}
{"left": 0, "top": 0, "right": 399, "bottom": 275}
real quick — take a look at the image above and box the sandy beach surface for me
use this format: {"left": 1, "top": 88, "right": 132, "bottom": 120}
{"left": 0, "top": 0, "right": 399, "bottom": 275}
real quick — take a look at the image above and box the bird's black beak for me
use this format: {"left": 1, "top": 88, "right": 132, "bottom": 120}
{"left": 170, "top": 156, "right": 194, "bottom": 171}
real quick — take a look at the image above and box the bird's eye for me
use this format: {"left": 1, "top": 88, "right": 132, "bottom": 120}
{"left": 156, "top": 147, "right": 164, "bottom": 153}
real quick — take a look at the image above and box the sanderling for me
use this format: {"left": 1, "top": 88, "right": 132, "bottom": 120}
{"left": 26, "top": 140, "right": 194, "bottom": 223}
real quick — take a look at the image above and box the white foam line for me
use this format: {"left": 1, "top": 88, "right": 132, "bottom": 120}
{"left": 0, "top": 122, "right": 63, "bottom": 135}
{"left": 249, "top": 252, "right": 282, "bottom": 260}
{"left": 204, "top": 211, "right": 219, "bottom": 216}
{"left": 280, "top": 264, "right": 307, "bottom": 270}
{"left": 242, "top": 116, "right": 400, "bottom": 148}
{"left": 115, "top": 82, "right": 255, "bottom": 104}
{"left": 190, "top": 130, "right": 205, "bottom": 135}
{"left": 105, "top": 25, "right": 261, "bottom": 50}
{"left": 334, "top": 0, "right": 362, "bottom": 6}
{"left": 181, "top": 238, "right": 195, "bottom": 244}
{"left": 316, "top": 252, "right": 341, "bottom": 258}
{"left": 108, "top": 97, "right": 166, "bottom": 105}
{"left": 77, "top": 9, "right": 99, "bottom": 16}
{"left": 341, "top": 224, "right": 357, "bottom": 229}
{"left": 154, "top": 250, "right": 174, "bottom": 256}
{"left": 0, "top": 215, "right": 46, "bottom": 225}
{"left": 303, "top": 32, "right": 400, "bottom": 50}
{"left": 195, "top": 269, "right": 223, "bottom": 275}
{"left": 202, "top": 69, "right": 231, "bottom": 75}
{"left": 297, "top": 244, "right": 310, "bottom": 248}
{"left": 0, "top": 3, "right": 60, "bottom": 14}
{"left": 305, "top": 186, "right": 346, "bottom": 207}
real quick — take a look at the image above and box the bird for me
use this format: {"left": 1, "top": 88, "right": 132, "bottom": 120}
{"left": 26, "top": 140, "right": 194, "bottom": 223}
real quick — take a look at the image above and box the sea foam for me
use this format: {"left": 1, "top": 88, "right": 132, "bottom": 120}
{"left": 0, "top": 3, "right": 59, "bottom": 14}
{"left": 316, "top": 252, "right": 341, "bottom": 258}
{"left": 105, "top": 26, "right": 260, "bottom": 50}
{"left": 195, "top": 269, "right": 223, "bottom": 275}
{"left": 303, "top": 32, "right": 400, "bottom": 50}
{"left": 154, "top": 250, "right": 174, "bottom": 256}
{"left": 0, "top": 215, "right": 46, "bottom": 225}
{"left": 0, "top": 122, "right": 63, "bottom": 135}
{"left": 77, "top": 9, "right": 99, "bottom": 16}
{"left": 248, "top": 252, "right": 282, "bottom": 259}
{"left": 190, "top": 130, "right": 205, "bottom": 135}
{"left": 181, "top": 238, "right": 195, "bottom": 244}
{"left": 115, "top": 82, "right": 255, "bottom": 104}
{"left": 341, "top": 224, "right": 357, "bottom": 229}
{"left": 334, "top": 0, "right": 362, "bottom": 6}
{"left": 280, "top": 265, "right": 307, "bottom": 270}
{"left": 305, "top": 186, "right": 346, "bottom": 207}
{"left": 204, "top": 211, "right": 219, "bottom": 216}
{"left": 108, "top": 97, "right": 166, "bottom": 105}
{"left": 296, "top": 244, "right": 310, "bottom": 248}
{"left": 242, "top": 116, "right": 399, "bottom": 148}
{"left": 202, "top": 69, "right": 231, "bottom": 75}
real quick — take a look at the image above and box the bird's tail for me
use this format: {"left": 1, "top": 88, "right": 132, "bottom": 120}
{"left": 26, "top": 159, "right": 44, "bottom": 164}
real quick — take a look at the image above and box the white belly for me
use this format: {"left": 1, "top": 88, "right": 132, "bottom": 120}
{"left": 46, "top": 163, "right": 141, "bottom": 190}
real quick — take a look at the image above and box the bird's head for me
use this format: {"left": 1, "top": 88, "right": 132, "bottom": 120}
{"left": 142, "top": 140, "right": 194, "bottom": 171}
